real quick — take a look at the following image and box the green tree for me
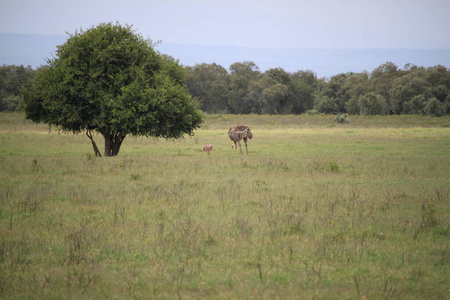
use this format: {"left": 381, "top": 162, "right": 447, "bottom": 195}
{"left": 424, "top": 65, "right": 449, "bottom": 114}
{"left": 185, "top": 63, "right": 230, "bottom": 113}
{"left": 293, "top": 70, "right": 318, "bottom": 88}
{"left": 262, "top": 82, "right": 288, "bottom": 114}
{"left": 290, "top": 70, "right": 318, "bottom": 113}
{"left": 327, "top": 73, "right": 351, "bottom": 112}
{"left": 359, "top": 92, "right": 389, "bottom": 115}
{"left": 432, "top": 84, "right": 448, "bottom": 102}
{"left": 0, "top": 64, "right": 36, "bottom": 111}
{"left": 424, "top": 97, "right": 445, "bottom": 117}
{"left": 344, "top": 72, "right": 370, "bottom": 114}
{"left": 345, "top": 96, "right": 360, "bottom": 115}
{"left": 228, "top": 61, "right": 261, "bottom": 114}
{"left": 288, "top": 79, "right": 314, "bottom": 114}
{"left": 426, "top": 65, "right": 450, "bottom": 94}
{"left": 313, "top": 74, "right": 350, "bottom": 114}
{"left": 445, "top": 95, "right": 450, "bottom": 114}
{"left": 246, "top": 76, "right": 276, "bottom": 114}
{"left": 265, "top": 68, "right": 291, "bottom": 85}
{"left": 265, "top": 68, "right": 316, "bottom": 114}
{"left": 370, "top": 62, "right": 402, "bottom": 113}
{"left": 407, "top": 94, "right": 426, "bottom": 115}
{"left": 389, "top": 71, "right": 431, "bottom": 114}
{"left": 22, "top": 23, "right": 203, "bottom": 157}
{"left": 314, "top": 95, "right": 339, "bottom": 114}
{"left": 264, "top": 68, "right": 291, "bottom": 114}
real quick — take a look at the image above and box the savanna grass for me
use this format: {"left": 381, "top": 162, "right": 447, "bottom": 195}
{"left": 0, "top": 113, "right": 449, "bottom": 299}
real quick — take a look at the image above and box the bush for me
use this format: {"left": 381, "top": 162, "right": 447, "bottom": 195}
{"left": 306, "top": 109, "right": 319, "bottom": 116}
{"left": 335, "top": 114, "right": 349, "bottom": 124}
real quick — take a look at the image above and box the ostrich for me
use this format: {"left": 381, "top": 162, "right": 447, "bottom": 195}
{"left": 201, "top": 144, "right": 213, "bottom": 155}
{"left": 228, "top": 125, "right": 252, "bottom": 155}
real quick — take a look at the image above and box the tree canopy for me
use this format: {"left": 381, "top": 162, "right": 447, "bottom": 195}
{"left": 22, "top": 22, "right": 203, "bottom": 156}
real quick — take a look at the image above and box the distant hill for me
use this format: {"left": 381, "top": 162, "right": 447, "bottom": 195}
{"left": 1, "top": 33, "right": 449, "bottom": 78}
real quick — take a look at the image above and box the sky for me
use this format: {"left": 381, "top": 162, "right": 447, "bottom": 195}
{"left": 1, "top": 0, "right": 450, "bottom": 50}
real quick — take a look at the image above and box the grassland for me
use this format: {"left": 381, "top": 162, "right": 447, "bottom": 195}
{"left": 0, "top": 113, "right": 449, "bottom": 299}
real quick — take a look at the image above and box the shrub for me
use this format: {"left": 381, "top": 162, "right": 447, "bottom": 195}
{"left": 335, "top": 114, "right": 349, "bottom": 124}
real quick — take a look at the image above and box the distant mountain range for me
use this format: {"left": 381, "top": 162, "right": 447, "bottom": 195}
{"left": 1, "top": 33, "right": 449, "bottom": 78}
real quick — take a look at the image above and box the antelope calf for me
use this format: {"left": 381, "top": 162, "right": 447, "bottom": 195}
{"left": 201, "top": 144, "right": 213, "bottom": 155}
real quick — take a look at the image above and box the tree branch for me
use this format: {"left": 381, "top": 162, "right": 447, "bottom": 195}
{"left": 86, "top": 130, "right": 102, "bottom": 157}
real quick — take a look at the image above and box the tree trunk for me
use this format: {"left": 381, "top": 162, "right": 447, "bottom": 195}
{"left": 103, "top": 133, "right": 125, "bottom": 156}
{"left": 104, "top": 134, "right": 113, "bottom": 157}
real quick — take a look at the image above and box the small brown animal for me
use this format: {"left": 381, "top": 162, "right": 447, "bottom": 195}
{"left": 201, "top": 144, "right": 213, "bottom": 155}
{"left": 228, "top": 125, "right": 252, "bottom": 155}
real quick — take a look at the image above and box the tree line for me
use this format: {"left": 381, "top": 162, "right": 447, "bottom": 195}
{"left": 1, "top": 61, "right": 449, "bottom": 116}
{"left": 186, "top": 61, "right": 450, "bottom": 116}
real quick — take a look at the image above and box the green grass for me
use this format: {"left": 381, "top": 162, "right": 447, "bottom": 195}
{"left": 1, "top": 113, "right": 449, "bottom": 299}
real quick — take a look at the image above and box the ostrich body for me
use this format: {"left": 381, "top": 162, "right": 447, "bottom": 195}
{"left": 201, "top": 144, "right": 213, "bottom": 155}
{"left": 228, "top": 125, "right": 252, "bottom": 155}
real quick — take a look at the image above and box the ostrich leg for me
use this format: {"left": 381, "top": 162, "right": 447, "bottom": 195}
{"left": 244, "top": 138, "right": 248, "bottom": 155}
{"left": 238, "top": 140, "right": 243, "bottom": 155}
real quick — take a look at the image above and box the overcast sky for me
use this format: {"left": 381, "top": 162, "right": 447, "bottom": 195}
{"left": 1, "top": 0, "right": 449, "bottom": 49}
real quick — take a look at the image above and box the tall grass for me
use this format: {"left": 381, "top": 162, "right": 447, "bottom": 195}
{"left": 0, "top": 113, "right": 449, "bottom": 299}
